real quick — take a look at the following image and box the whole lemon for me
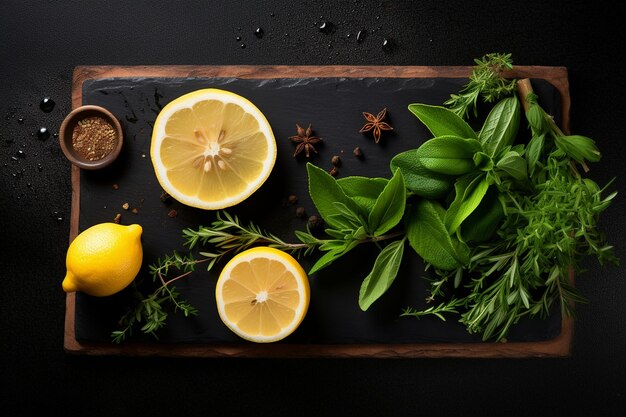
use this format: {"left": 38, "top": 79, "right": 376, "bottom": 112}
{"left": 62, "top": 223, "right": 143, "bottom": 297}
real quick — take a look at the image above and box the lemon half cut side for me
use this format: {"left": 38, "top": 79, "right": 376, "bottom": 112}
{"left": 215, "top": 247, "right": 310, "bottom": 343}
{"left": 150, "top": 88, "right": 277, "bottom": 210}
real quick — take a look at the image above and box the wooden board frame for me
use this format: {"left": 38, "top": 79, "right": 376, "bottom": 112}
{"left": 64, "top": 65, "right": 572, "bottom": 358}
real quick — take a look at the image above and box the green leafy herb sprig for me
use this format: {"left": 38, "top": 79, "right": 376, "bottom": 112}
{"left": 399, "top": 61, "right": 617, "bottom": 340}
{"left": 111, "top": 211, "right": 319, "bottom": 342}
{"left": 445, "top": 52, "right": 517, "bottom": 119}
{"left": 111, "top": 252, "right": 200, "bottom": 343}
{"left": 114, "top": 52, "right": 618, "bottom": 343}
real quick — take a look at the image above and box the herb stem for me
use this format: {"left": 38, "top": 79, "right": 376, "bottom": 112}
{"left": 370, "top": 230, "right": 405, "bottom": 242}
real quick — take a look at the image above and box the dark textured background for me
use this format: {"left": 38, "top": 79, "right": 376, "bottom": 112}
{"left": 1, "top": 1, "right": 624, "bottom": 416}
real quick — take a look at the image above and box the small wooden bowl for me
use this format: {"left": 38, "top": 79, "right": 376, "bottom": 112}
{"left": 59, "top": 105, "right": 123, "bottom": 170}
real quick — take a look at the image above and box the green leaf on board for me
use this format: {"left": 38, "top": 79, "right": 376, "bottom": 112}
{"left": 496, "top": 151, "right": 528, "bottom": 182}
{"left": 415, "top": 135, "right": 483, "bottom": 175}
{"left": 554, "top": 135, "right": 601, "bottom": 164}
{"left": 473, "top": 151, "right": 494, "bottom": 171}
{"left": 337, "top": 176, "right": 389, "bottom": 213}
{"left": 526, "top": 133, "right": 545, "bottom": 177}
{"left": 525, "top": 103, "right": 547, "bottom": 135}
{"left": 368, "top": 169, "right": 406, "bottom": 236}
{"left": 444, "top": 173, "right": 490, "bottom": 235}
{"left": 358, "top": 238, "right": 406, "bottom": 311}
{"left": 390, "top": 150, "right": 454, "bottom": 199}
{"left": 307, "top": 163, "right": 363, "bottom": 229}
{"left": 408, "top": 103, "right": 477, "bottom": 139}
{"left": 309, "top": 240, "right": 360, "bottom": 275}
{"left": 478, "top": 97, "right": 520, "bottom": 157}
{"left": 460, "top": 188, "right": 504, "bottom": 243}
{"left": 405, "top": 200, "right": 469, "bottom": 271}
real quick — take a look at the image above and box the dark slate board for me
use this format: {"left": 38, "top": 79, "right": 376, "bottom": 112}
{"left": 74, "top": 76, "right": 562, "bottom": 344}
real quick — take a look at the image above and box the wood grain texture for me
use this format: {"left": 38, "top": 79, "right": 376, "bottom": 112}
{"left": 64, "top": 65, "right": 573, "bottom": 358}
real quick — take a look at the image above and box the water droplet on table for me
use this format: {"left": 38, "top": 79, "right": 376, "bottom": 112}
{"left": 319, "top": 21, "right": 333, "bottom": 33}
{"left": 254, "top": 27, "right": 264, "bottom": 38}
{"left": 356, "top": 29, "right": 367, "bottom": 43}
{"left": 37, "top": 127, "right": 50, "bottom": 140}
{"left": 382, "top": 38, "right": 394, "bottom": 51}
{"left": 39, "top": 97, "right": 55, "bottom": 113}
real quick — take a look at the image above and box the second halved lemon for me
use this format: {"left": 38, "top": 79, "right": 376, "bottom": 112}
{"left": 150, "top": 88, "right": 277, "bottom": 210}
{"left": 215, "top": 247, "right": 310, "bottom": 343}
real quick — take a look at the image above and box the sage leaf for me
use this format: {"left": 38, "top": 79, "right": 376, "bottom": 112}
{"left": 554, "top": 134, "right": 601, "bottom": 164}
{"left": 525, "top": 103, "right": 547, "bottom": 135}
{"left": 478, "top": 97, "right": 520, "bottom": 157}
{"left": 358, "top": 238, "right": 405, "bottom": 311}
{"left": 408, "top": 103, "right": 477, "bottom": 139}
{"left": 406, "top": 200, "right": 468, "bottom": 270}
{"left": 309, "top": 240, "right": 359, "bottom": 275}
{"left": 368, "top": 169, "right": 405, "bottom": 236}
{"left": 337, "top": 176, "right": 388, "bottom": 213}
{"left": 473, "top": 151, "right": 494, "bottom": 171}
{"left": 526, "top": 133, "right": 544, "bottom": 177}
{"left": 460, "top": 188, "right": 504, "bottom": 243}
{"left": 332, "top": 202, "right": 367, "bottom": 229}
{"left": 496, "top": 151, "right": 528, "bottom": 182}
{"left": 444, "top": 173, "right": 490, "bottom": 235}
{"left": 416, "top": 135, "right": 483, "bottom": 175}
{"left": 307, "top": 163, "right": 363, "bottom": 229}
{"left": 390, "top": 150, "right": 454, "bottom": 199}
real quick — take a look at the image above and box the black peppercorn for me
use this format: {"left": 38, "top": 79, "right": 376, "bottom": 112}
{"left": 307, "top": 215, "right": 323, "bottom": 230}
{"left": 160, "top": 191, "right": 172, "bottom": 203}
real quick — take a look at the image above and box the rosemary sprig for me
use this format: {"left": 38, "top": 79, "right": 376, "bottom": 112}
{"left": 183, "top": 211, "right": 321, "bottom": 272}
{"left": 444, "top": 52, "right": 517, "bottom": 118}
{"left": 401, "top": 298, "right": 465, "bottom": 321}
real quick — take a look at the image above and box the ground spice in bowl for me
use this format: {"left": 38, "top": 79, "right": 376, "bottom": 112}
{"left": 59, "top": 105, "right": 124, "bottom": 170}
{"left": 71, "top": 116, "right": 117, "bottom": 161}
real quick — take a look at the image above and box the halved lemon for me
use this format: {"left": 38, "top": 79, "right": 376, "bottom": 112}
{"left": 215, "top": 247, "right": 310, "bottom": 343}
{"left": 150, "top": 88, "right": 277, "bottom": 210}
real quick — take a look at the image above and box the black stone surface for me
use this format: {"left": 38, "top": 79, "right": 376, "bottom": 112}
{"left": 74, "top": 76, "right": 562, "bottom": 345}
{"left": 2, "top": 1, "right": 625, "bottom": 416}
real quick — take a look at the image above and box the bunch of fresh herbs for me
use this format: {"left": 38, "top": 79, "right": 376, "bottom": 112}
{"left": 112, "top": 53, "right": 617, "bottom": 343}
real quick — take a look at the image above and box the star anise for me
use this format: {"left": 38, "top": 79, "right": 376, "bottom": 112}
{"left": 289, "top": 124, "right": 322, "bottom": 158}
{"left": 359, "top": 108, "right": 393, "bottom": 143}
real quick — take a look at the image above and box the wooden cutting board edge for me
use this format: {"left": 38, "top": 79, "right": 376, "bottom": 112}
{"left": 64, "top": 65, "right": 573, "bottom": 358}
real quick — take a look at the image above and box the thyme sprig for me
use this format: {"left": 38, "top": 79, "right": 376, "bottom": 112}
{"left": 111, "top": 252, "right": 201, "bottom": 343}
{"left": 444, "top": 52, "right": 517, "bottom": 118}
